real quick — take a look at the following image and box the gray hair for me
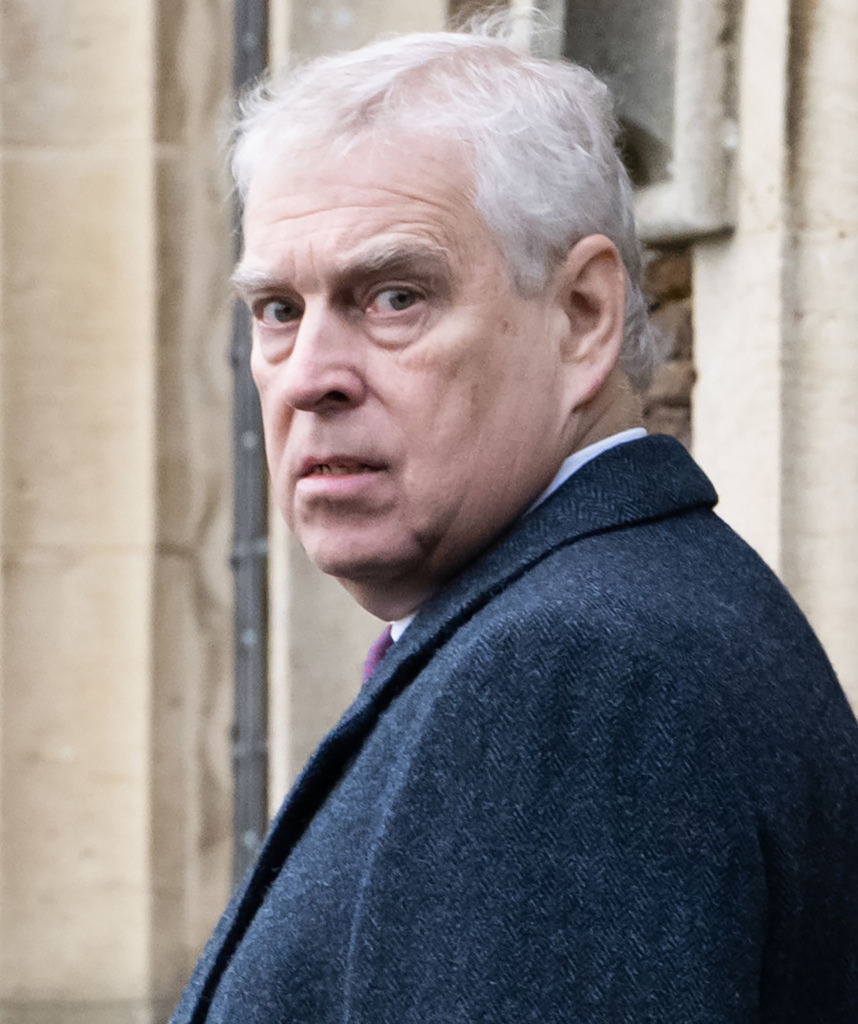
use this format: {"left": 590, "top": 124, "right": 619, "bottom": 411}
{"left": 231, "top": 18, "right": 656, "bottom": 390}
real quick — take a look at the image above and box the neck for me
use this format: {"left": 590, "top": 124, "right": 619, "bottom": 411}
{"left": 563, "top": 368, "right": 644, "bottom": 457}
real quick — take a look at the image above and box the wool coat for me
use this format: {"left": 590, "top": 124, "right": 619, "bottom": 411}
{"left": 173, "top": 435, "right": 858, "bottom": 1023}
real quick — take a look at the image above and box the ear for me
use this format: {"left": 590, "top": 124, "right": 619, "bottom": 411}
{"left": 554, "top": 234, "right": 626, "bottom": 409}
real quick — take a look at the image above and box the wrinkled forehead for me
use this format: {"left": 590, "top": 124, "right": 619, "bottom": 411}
{"left": 246, "top": 119, "right": 478, "bottom": 199}
{"left": 239, "top": 132, "right": 508, "bottom": 285}
{"left": 243, "top": 131, "right": 481, "bottom": 233}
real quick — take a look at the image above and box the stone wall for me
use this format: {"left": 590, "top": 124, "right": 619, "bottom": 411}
{"left": 643, "top": 248, "right": 695, "bottom": 448}
{"left": 0, "top": 0, "right": 235, "bottom": 1018}
{"left": 150, "top": 0, "right": 235, "bottom": 1004}
{"left": 693, "top": 0, "right": 858, "bottom": 708}
{"left": 1, "top": 0, "right": 158, "bottom": 1012}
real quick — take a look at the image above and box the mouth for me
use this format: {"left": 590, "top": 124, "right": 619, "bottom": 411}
{"left": 309, "top": 463, "right": 377, "bottom": 477}
{"left": 299, "top": 457, "right": 385, "bottom": 479}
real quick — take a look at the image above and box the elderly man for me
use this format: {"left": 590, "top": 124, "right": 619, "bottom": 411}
{"left": 173, "top": 22, "right": 858, "bottom": 1023}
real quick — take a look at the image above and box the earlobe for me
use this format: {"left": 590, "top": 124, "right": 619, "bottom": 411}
{"left": 556, "top": 234, "right": 626, "bottom": 407}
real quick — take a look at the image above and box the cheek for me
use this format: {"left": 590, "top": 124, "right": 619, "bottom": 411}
{"left": 258, "top": 391, "right": 285, "bottom": 454}
{"left": 256, "top": 390, "right": 295, "bottom": 492}
{"left": 397, "top": 401, "right": 493, "bottom": 526}
{"left": 397, "top": 373, "right": 490, "bottom": 467}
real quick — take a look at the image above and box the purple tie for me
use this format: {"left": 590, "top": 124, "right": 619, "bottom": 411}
{"left": 362, "top": 625, "right": 394, "bottom": 685}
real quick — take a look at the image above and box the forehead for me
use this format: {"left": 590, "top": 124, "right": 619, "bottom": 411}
{"left": 240, "top": 136, "right": 492, "bottom": 274}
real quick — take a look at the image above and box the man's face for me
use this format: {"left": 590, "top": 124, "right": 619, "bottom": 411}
{"left": 238, "top": 137, "right": 578, "bottom": 617}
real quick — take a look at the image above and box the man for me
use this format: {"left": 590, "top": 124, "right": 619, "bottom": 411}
{"left": 174, "top": 22, "right": 858, "bottom": 1023}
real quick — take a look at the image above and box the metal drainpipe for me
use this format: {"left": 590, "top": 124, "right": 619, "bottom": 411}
{"left": 231, "top": 0, "right": 270, "bottom": 887}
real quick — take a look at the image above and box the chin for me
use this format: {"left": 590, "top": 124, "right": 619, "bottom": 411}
{"left": 303, "top": 538, "right": 411, "bottom": 585}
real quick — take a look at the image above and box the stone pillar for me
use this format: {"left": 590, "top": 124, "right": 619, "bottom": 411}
{"left": 693, "top": 0, "right": 791, "bottom": 571}
{"left": 149, "top": 0, "right": 235, "bottom": 1005}
{"left": 0, "top": 0, "right": 234, "bottom": 1019}
{"left": 0, "top": 1, "right": 157, "bottom": 1016}
{"left": 643, "top": 249, "right": 695, "bottom": 449}
{"left": 693, "top": 0, "right": 858, "bottom": 707}
{"left": 779, "top": 0, "right": 858, "bottom": 706}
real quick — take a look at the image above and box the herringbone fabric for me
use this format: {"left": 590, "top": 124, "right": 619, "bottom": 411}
{"left": 172, "top": 436, "right": 858, "bottom": 1024}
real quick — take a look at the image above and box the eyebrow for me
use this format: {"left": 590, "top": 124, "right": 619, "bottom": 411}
{"left": 230, "top": 267, "right": 283, "bottom": 300}
{"left": 340, "top": 241, "right": 451, "bottom": 278}
{"left": 230, "top": 241, "right": 452, "bottom": 300}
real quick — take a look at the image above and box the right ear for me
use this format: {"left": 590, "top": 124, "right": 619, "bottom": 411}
{"left": 553, "top": 234, "right": 627, "bottom": 410}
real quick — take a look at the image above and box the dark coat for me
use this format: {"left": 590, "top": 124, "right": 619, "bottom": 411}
{"left": 173, "top": 436, "right": 858, "bottom": 1023}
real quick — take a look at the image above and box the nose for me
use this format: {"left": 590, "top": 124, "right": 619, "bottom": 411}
{"left": 254, "top": 303, "right": 367, "bottom": 414}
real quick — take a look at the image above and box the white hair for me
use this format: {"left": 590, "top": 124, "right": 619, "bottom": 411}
{"left": 231, "top": 18, "right": 656, "bottom": 390}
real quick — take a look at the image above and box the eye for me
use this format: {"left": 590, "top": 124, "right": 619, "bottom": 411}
{"left": 256, "top": 297, "right": 302, "bottom": 326}
{"left": 368, "top": 288, "right": 420, "bottom": 314}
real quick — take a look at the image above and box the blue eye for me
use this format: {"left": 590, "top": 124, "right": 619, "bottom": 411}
{"left": 372, "top": 288, "right": 418, "bottom": 312}
{"left": 258, "top": 298, "right": 301, "bottom": 325}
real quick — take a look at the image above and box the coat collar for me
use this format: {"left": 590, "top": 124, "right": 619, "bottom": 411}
{"left": 178, "top": 435, "right": 717, "bottom": 1019}
{"left": 383, "top": 434, "right": 716, "bottom": 679}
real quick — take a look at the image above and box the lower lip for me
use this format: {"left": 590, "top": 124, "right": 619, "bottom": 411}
{"left": 296, "top": 469, "right": 386, "bottom": 498}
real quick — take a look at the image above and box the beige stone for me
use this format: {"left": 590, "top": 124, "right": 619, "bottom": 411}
{"left": 0, "top": 50, "right": 158, "bottom": 995}
{"left": 789, "top": 0, "right": 858, "bottom": 233}
{"left": 149, "top": 0, "right": 235, "bottom": 990}
{"left": 0, "top": 13, "right": 5, "bottom": 1000}
{"left": 650, "top": 298, "right": 693, "bottom": 361}
{"left": 693, "top": 0, "right": 858, "bottom": 706}
{"left": 644, "top": 360, "right": 696, "bottom": 408}
{"left": 1, "top": 151, "right": 156, "bottom": 551}
{"left": 273, "top": 0, "right": 447, "bottom": 62}
{"left": 0, "top": 0, "right": 236, "bottom": 1011}
{"left": 1, "top": 549, "right": 151, "bottom": 999}
{"left": 781, "top": 235, "right": 858, "bottom": 709}
{"left": 150, "top": 552, "right": 232, "bottom": 996}
{"left": 0, "top": 0, "right": 152, "bottom": 147}
{"left": 268, "top": 521, "right": 381, "bottom": 800}
{"left": 154, "top": 0, "right": 233, "bottom": 148}
{"left": 153, "top": 158, "right": 234, "bottom": 553}
{"left": 644, "top": 250, "right": 692, "bottom": 303}
{"left": 280, "top": 541, "right": 381, "bottom": 787}
{"left": 694, "top": 230, "right": 787, "bottom": 572}
{"left": 0, "top": 1002, "right": 160, "bottom": 1024}
{"left": 778, "top": 0, "right": 858, "bottom": 707}
{"left": 643, "top": 404, "right": 691, "bottom": 449}
{"left": 693, "top": 0, "right": 791, "bottom": 572}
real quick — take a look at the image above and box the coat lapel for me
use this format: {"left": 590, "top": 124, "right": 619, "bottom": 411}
{"left": 178, "top": 434, "right": 717, "bottom": 1020}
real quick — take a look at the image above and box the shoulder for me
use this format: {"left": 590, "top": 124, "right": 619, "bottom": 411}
{"left": 463, "top": 504, "right": 838, "bottom": 694}
{"left": 424, "top": 504, "right": 858, "bottom": 802}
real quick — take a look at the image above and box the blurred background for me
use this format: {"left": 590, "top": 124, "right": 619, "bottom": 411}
{"left": 0, "top": 0, "right": 856, "bottom": 1020}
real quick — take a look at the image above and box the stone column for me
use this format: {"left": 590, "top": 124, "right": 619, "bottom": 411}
{"left": 149, "top": 0, "right": 235, "bottom": 1006}
{"left": 693, "top": 0, "right": 858, "bottom": 707}
{"left": 0, "top": 0, "right": 234, "bottom": 1019}
{"left": 0, "top": 0, "right": 157, "bottom": 1016}
{"left": 693, "top": 0, "right": 791, "bottom": 572}
{"left": 779, "top": 0, "right": 858, "bottom": 706}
